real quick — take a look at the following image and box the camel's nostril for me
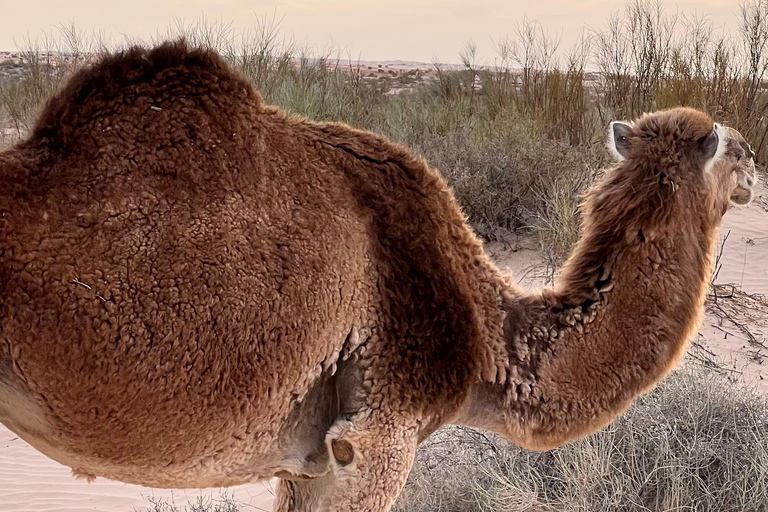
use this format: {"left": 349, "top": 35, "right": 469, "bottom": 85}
{"left": 747, "top": 175, "right": 755, "bottom": 187}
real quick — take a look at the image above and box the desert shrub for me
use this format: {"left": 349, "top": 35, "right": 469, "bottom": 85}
{"left": 394, "top": 366, "right": 768, "bottom": 512}
{"left": 407, "top": 115, "right": 607, "bottom": 264}
{"left": 139, "top": 491, "right": 243, "bottom": 512}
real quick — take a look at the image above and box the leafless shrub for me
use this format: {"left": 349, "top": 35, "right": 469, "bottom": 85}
{"left": 138, "top": 491, "right": 243, "bottom": 512}
{"left": 395, "top": 366, "right": 768, "bottom": 512}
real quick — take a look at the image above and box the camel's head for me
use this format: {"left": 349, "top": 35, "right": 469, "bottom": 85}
{"left": 604, "top": 108, "right": 757, "bottom": 229}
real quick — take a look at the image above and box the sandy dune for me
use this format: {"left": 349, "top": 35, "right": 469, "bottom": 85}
{"left": 713, "top": 182, "right": 768, "bottom": 297}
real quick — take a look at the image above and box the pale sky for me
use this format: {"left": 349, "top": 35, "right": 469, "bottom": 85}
{"left": 0, "top": 0, "right": 744, "bottom": 63}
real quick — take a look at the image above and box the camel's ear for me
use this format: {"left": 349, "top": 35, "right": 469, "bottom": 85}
{"left": 700, "top": 123, "right": 727, "bottom": 172}
{"left": 608, "top": 121, "right": 633, "bottom": 161}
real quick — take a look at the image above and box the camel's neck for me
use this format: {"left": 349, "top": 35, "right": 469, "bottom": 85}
{"left": 461, "top": 205, "right": 720, "bottom": 450}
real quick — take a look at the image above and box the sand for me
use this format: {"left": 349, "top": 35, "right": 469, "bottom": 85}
{"left": 712, "top": 181, "right": 768, "bottom": 297}
{"left": 694, "top": 178, "right": 768, "bottom": 390}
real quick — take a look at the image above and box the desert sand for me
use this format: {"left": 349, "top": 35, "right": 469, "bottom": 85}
{"left": 696, "top": 179, "right": 768, "bottom": 390}
{"left": 0, "top": 178, "right": 765, "bottom": 511}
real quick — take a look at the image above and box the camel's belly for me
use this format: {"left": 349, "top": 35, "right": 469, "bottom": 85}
{"left": 0, "top": 406, "right": 328, "bottom": 489}
{"left": 0, "top": 365, "right": 339, "bottom": 488}
{"left": 0, "top": 397, "right": 259, "bottom": 487}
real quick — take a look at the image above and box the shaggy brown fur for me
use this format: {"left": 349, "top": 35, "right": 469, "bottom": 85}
{"left": 0, "top": 41, "right": 757, "bottom": 511}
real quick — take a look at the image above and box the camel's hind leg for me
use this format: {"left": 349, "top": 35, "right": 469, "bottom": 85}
{"left": 273, "top": 472, "right": 334, "bottom": 512}
{"left": 318, "top": 415, "right": 418, "bottom": 512}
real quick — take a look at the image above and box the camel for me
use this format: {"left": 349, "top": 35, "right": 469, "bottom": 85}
{"left": 0, "top": 41, "right": 757, "bottom": 511}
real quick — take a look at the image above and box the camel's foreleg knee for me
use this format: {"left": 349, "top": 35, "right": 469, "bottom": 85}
{"left": 320, "top": 414, "right": 418, "bottom": 512}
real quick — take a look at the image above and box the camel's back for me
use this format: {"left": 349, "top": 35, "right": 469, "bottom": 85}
{"left": 0, "top": 43, "right": 382, "bottom": 484}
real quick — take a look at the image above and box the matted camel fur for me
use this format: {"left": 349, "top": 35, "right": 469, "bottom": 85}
{"left": 0, "top": 42, "right": 758, "bottom": 511}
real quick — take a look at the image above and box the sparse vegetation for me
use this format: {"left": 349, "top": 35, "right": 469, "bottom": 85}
{"left": 138, "top": 491, "right": 243, "bottom": 512}
{"left": 394, "top": 366, "right": 768, "bottom": 512}
{"left": 3, "top": 0, "right": 768, "bottom": 266}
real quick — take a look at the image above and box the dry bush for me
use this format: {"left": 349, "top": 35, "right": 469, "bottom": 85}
{"left": 407, "top": 115, "right": 607, "bottom": 264}
{"left": 394, "top": 366, "right": 768, "bottom": 512}
{"left": 593, "top": 0, "right": 768, "bottom": 162}
{"left": 139, "top": 491, "right": 242, "bottom": 512}
{"left": 137, "top": 368, "right": 768, "bottom": 510}
{"left": 483, "top": 21, "right": 596, "bottom": 146}
{"left": 0, "top": 22, "right": 98, "bottom": 142}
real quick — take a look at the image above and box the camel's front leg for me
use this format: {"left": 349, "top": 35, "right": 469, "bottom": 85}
{"left": 319, "top": 415, "right": 418, "bottom": 512}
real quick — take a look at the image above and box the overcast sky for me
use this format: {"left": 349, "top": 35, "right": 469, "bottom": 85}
{"left": 0, "top": 0, "right": 744, "bottom": 63}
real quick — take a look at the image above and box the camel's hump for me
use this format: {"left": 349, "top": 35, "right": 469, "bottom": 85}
{"left": 27, "top": 40, "right": 261, "bottom": 151}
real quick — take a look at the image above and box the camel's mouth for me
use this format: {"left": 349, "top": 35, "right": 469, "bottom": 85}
{"left": 730, "top": 162, "right": 757, "bottom": 205}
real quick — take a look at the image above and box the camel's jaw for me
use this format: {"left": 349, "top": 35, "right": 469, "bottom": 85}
{"left": 729, "top": 162, "right": 757, "bottom": 205}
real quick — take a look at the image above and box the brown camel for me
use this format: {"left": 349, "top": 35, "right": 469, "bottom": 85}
{"left": 0, "top": 41, "right": 757, "bottom": 511}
